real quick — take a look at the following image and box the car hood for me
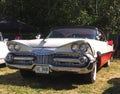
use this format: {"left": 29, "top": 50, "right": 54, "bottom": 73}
{"left": 13, "top": 38, "right": 92, "bottom": 48}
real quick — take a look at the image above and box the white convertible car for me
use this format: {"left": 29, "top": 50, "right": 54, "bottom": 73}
{"left": 5, "top": 26, "right": 113, "bottom": 83}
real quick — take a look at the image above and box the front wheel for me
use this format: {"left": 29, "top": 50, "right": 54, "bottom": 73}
{"left": 104, "top": 59, "right": 110, "bottom": 67}
{"left": 84, "top": 63, "right": 97, "bottom": 83}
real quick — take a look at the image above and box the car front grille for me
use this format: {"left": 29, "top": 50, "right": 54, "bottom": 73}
{"left": 12, "top": 51, "right": 54, "bottom": 65}
{"left": 52, "top": 54, "right": 84, "bottom": 68}
{"left": 35, "top": 55, "right": 53, "bottom": 64}
{"left": 12, "top": 52, "right": 85, "bottom": 67}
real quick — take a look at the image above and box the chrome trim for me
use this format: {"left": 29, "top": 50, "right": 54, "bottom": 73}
{"left": 6, "top": 53, "right": 96, "bottom": 74}
{"left": 53, "top": 58, "right": 80, "bottom": 63}
{"left": 49, "top": 65, "right": 93, "bottom": 73}
{"left": 14, "top": 56, "right": 34, "bottom": 61}
{"left": 6, "top": 63, "right": 34, "bottom": 69}
{"left": 6, "top": 62, "right": 95, "bottom": 74}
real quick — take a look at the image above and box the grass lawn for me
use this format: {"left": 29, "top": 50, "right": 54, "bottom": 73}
{"left": 0, "top": 59, "right": 120, "bottom": 94}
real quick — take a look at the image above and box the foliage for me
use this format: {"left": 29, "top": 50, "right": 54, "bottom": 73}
{"left": 0, "top": 0, "right": 119, "bottom": 38}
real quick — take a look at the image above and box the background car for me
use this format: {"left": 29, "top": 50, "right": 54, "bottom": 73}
{"left": 0, "top": 32, "right": 9, "bottom": 64}
{"left": 5, "top": 26, "right": 113, "bottom": 83}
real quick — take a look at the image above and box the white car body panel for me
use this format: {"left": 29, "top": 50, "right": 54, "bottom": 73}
{"left": 13, "top": 38, "right": 113, "bottom": 57}
{"left": 0, "top": 41, "right": 9, "bottom": 64}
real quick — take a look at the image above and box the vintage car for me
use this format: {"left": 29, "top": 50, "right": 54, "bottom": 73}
{"left": 5, "top": 26, "right": 113, "bottom": 83}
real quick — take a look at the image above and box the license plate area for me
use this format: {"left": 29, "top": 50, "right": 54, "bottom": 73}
{"left": 34, "top": 65, "right": 49, "bottom": 74}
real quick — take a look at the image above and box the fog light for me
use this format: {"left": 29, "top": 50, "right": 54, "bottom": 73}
{"left": 79, "top": 56, "right": 89, "bottom": 66}
{"left": 6, "top": 53, "right": 14, "bottom": 63}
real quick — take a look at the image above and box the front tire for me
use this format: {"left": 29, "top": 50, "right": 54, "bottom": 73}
{"left": 104, "top": 59, "right": 110, "bottom": 67}
{"left": 85, "top": 63, "right": 97, "bottom": 83}
{"left": 20, "top": 69, "right": 36, "bottom": 78}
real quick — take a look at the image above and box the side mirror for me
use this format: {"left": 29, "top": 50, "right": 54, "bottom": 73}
{"left": 96, "top": 34, "right": 101, "bottom": 40}
{"left": 36, "top": 34, "right": 41, "bottom": 39}
{"left": 108, "top": 40, "right": 113, "bottom": 46}
{"left": 96, "top": 36, "right": 100, "bottom": 40}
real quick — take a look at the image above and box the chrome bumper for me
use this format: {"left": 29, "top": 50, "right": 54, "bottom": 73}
{"left": 5, "top": 53, "right": 96, "bottom": 74}
{"left": 6, "top": 63, "right": 95, "bottom": 74}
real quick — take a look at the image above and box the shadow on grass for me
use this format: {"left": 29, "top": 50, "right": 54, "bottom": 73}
{"left": 102, "top": 78, "right": 120, "bottom": 94}
{"left": 0, "top": 71, "right": 87, "bottom": 90}
{"left": 0, "top": 63, "right": 6, "bottom": 68}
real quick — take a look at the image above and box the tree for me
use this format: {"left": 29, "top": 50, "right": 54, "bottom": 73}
{"left": 0, "top": 0, "right": 119, "bottom": 38}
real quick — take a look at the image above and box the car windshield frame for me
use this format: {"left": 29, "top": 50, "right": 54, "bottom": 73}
{"left": 47, "top": 27, "right": 97, "bottom": 39}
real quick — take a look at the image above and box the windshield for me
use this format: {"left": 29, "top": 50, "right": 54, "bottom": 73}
{"left": 47, "top": 28, "right": 97, "bottom": 39}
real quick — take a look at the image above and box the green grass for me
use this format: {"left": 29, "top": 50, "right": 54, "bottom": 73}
{"left": 0, "top": 59, "right": 120, "bottom": 94}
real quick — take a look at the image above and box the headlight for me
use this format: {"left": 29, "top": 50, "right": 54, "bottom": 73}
{"left": 79, "top": 44, "right": 88, "bottom": 52}
{"left": 8, "top": 44, "right": 21, "bottom": 51}
{"left": 15, "top": 45, "right": 21, "bottom": 51}
{"left": 8, "top": 44, "right": 14, "bottom": 51}
{"left": 71, "top": 43, "right": 88, "bottom": 53}
{"left": 71, "top": 44, "right": 79, "bottom": 52}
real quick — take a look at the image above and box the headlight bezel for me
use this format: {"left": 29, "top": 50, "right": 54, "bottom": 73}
{"left": 71, "top": 42, "right": 89, "bottom": 53}
{"left": 8, "top": 44, "right": 21, "bottom": 51}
